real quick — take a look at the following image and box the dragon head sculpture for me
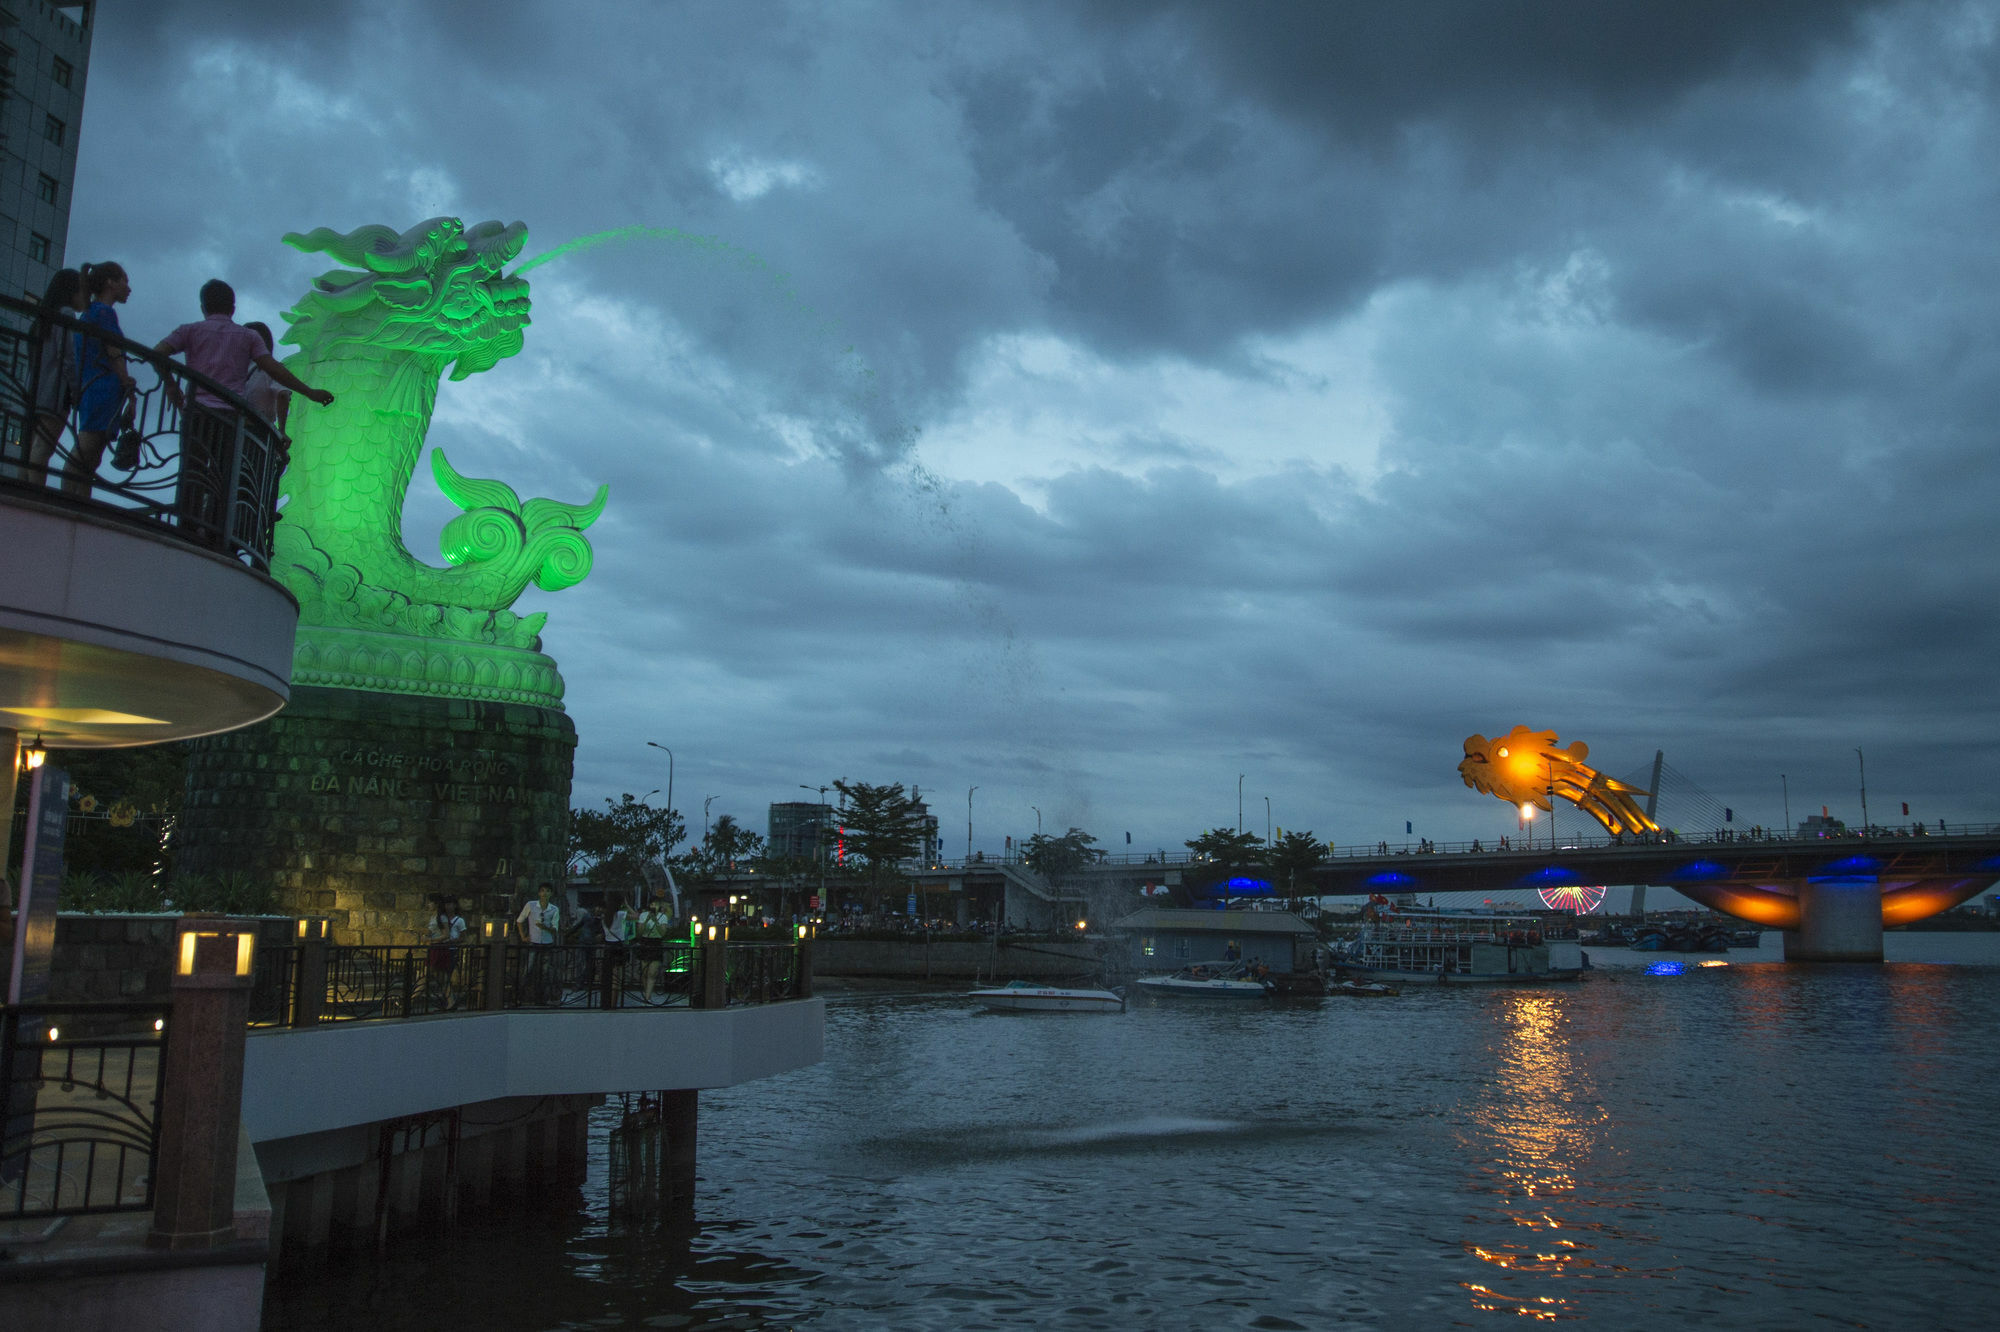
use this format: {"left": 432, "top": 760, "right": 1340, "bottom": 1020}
{"left": 1460, "top": 726, "right": 1659, "bottom": 836}
{"left": 279, "top": 217, "right": 530, "bottom": 381}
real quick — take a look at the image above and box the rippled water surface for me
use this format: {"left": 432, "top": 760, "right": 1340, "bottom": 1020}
{"left": 268, "top": 935, "right": 2000, "bottom": 1329}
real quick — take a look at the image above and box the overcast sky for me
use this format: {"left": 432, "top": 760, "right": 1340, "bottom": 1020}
{"left": 69, "top": 1, "right": 2000, "bottom": 865}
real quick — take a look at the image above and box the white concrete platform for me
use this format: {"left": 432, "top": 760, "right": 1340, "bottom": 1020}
{"left": 241, "top": 999, "right": 825, "bottom": 1145}
{"left": 0, "top": 492, "right": 296, "bottom": 746}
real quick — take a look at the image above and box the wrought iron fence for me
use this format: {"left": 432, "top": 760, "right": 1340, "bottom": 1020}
{"left": 502, "top": 942, "right": 699, "bottom": 1009}
{"left": 1, "top": 1002, "right": 171, "bottom": 1220}
{"left": 249, "top": 942, "right": 299, "bottom": 1027}
{"left": 725, "top": 942, "right": 804, "bottom": 1004}
{"left": 242, "top": 939, "right": 800, "bottom": 1025}
{"left": 0, "top": 290, "right": 288, "bottom": 568}
{"left": 321, "top": 945, "right": 485, "bottom": 1020}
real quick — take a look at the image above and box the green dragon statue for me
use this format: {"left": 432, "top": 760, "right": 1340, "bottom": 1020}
{"left": 271, "top": 218, "right": 608, "bottom": 708}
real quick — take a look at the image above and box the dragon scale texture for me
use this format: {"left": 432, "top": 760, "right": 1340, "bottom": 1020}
{"left": 271, "top": 218, "right": 607, "bottom": 655}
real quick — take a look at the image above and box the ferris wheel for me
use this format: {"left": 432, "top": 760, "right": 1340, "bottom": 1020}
{"left": 1537, "top": 884, "right": 1607, "bottom": 913}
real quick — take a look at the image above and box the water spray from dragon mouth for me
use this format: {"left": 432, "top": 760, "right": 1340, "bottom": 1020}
{"left": 512, "top": 225, "right": 774, "bottom": 278}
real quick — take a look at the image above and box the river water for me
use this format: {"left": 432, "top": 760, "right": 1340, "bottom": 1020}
{"left": 268, "top": 933, "right": 2000, "bottom": 1330}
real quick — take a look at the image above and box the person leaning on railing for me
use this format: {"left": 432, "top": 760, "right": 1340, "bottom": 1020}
{"left": 152, "top": 279, "right": 333, "bottom": 543}
{"left": 634, "top": 887, "right": 674, "bottom": 1003}
{"left": 15, "top": 267, "right": 87, "bottom": 486}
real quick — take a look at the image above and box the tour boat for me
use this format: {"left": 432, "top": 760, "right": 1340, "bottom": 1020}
{"left": 1336, "top": 910, "right": 1585, "bottom": 984}
{"left": 1133, "top": 963, "right": 1275, "bottom": 998}
{"left": 968, "top": 980, "right": 1126, "bottom": 1013}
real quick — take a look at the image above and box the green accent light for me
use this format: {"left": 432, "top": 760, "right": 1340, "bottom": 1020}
{"left": 269, "top": 218, "right": 609, "bottom": 709}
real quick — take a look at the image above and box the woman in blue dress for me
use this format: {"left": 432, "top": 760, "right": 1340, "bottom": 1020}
{"left": 64, "top": 261, "right": 136, "bottom": 498}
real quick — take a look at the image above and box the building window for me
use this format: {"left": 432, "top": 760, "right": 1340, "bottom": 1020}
{"left": 28, "top": 233, "right": 50, "bottom": 263}
{"left": 1175, "top": 937, "right": 1189, "bottom": 959}
{"left": 1140, "top": 936, "right": 1154, "bottom": 957}
{"left": 36, "top": 173, "right": 57, "bottom": 205}
{"left": 44, "top": 115, "right": 65, "bottom": 146}
{"left": 51, "top": 57, "right": 72, "bottom": 88}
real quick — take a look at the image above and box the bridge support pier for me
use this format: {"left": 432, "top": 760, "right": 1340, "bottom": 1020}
{"left": 1783, "top": 879, "right": 1883, "bottom": 962}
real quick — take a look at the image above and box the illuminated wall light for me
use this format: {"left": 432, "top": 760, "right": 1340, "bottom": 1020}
{"left": 46, "top": 1025, "right": 59, "bottom": 1042}
{"left": 235, "top": 933, "right": 256, "bottom": 977}
{"left": 178, "top": 931, "right": 199, "bottom": 976}
{"left": 153, "top": 1018, "right": 164, "bottom": 1032}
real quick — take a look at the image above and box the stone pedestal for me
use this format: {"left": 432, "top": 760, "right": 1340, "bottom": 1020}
{"left": 1783, "top": 878, "right": 1884, "bottom": 962}
{"left": 174, "top": 685, "right": 575, "bottom": 943}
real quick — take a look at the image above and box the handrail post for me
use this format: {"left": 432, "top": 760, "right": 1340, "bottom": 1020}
{"left": 483, "top": 928, "right": 510, "bottom": 1011}
{"left": 598, "top": 945, "right": 619, "bottom": 1010}
{"left": 293, "top": 931, "right": 327, "bottom": 1027}
{"left": 797, "top": 938, "right": 813, "bottom": 999}
{"left": 697, "top": 934, "right": 728, "bottom": 1009}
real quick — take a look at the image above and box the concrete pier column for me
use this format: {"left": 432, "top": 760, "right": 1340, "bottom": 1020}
{"left": 1784, "top": 878, "right": 1884, "bottom": 962}
{"left": 662, "top": 1089, "right": 697, "bottom": 1212}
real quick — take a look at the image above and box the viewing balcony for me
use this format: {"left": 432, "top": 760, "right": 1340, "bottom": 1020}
{"left": 0, "top": 293, "right": 295, "bottom": 748}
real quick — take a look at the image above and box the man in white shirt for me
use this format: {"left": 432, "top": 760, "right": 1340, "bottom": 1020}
{"left": 515, "top": 883, "right": 563, "bottom": 1002}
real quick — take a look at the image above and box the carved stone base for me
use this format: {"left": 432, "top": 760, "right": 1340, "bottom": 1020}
{"left": 291, "top": 625, "right": 566, "bottom": 709}
{"left": 174, "top": 684, "right": 575, "bottom": 944}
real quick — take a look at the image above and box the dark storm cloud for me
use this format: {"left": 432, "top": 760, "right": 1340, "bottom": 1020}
{"left": 66, "top": 1, "right": 2000, "bottom": 849}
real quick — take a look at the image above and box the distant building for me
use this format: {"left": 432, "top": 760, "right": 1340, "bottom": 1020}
{"left": 0, "top": 2, "right": 93, "bottom": 301}
{"left": 768, "top": 801, "right": 833, "bottom": 862}
{"left": 907, "top": 787, "right": 940, "bottom": 865}
{"left": 1797, "top": 815, "right": 1848, "bottom": 838}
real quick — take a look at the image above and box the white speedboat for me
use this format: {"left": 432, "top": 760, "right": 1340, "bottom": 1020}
{"left": 1133, "top": 964, "right": 1274, "bottom": 998}
{"left": 969, "top": 980, "right": 1126, "bottom": 1013}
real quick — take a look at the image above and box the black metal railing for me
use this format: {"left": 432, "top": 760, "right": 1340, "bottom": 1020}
{"left": 321, "top": 945, "right": 486, "bottom": 1021}
{"left": 246, "top": 939, "right": 810, "bottom": 1027}
{"left": 0, "top": 290, "right": 287, "bottom": 569}
{"left": 500, "top": 942, "right": 699, "bottom": 1009}
{"left": 726, "top": 941, "right": 803, "bottom": 1004}
{"left": 1, "top": 1002, "right": 171, "bottom": 1220}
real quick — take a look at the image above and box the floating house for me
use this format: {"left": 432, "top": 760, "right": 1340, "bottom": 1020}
{"left": 1110, "top": 907, "right": 1317, "bottom": 974}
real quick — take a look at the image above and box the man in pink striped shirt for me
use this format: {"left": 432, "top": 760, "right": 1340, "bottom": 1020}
{"left": 153, "top": 279, "right": 334, "bottom": 546}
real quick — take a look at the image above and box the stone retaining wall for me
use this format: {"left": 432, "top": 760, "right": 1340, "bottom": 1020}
{"left": 173, "top": 684, "right": 576, "bottom": 945}
{"left": 45, "top": 914, "right": 295, "bottom": 1003}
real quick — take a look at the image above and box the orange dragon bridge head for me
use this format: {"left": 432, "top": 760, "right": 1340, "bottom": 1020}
{"left": 1459, "top": 725, "right": 1659, "bottom": 836}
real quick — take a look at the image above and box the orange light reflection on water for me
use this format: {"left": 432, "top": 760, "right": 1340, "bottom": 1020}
{"left": 1456, "top": 992, "right": 1613, "bottom": 1322}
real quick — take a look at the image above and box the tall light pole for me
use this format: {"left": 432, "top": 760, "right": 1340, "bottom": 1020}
{"left": 704, "top": 795, "right": 716, "bottom": 846}
{"left": 1031, "top": 805, "right": 1042, "bottom": 835}
{"left": 645, "top": 741, "right": 675, "bottom": 833}
{"left": 1264, "top": 795, "right": 1272, "bottom": 844}
{"left": 1781, "top": 774, "right": 1790, "bottom": 836}
{"left": 1238, "top": 775, "right": 1244, "bottom": 832}
{"left": 800, "top": 784, "right": 829, "bottom": 914}
{"left": 1856, "top": 749, "right": 1869, "bottom": 834}
{"left": 967, "top": 785, "right": 977, "bottom": 861}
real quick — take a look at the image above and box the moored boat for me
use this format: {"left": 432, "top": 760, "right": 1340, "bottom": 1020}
{"left": 1336, "top": 910, "right": 1585, "bottom": 984}
{"left": 1133, "top": 963, "right": 1274, "bottom": 998}
{"left": 969, "top": 980, "right": 1126, "bottom": 1013}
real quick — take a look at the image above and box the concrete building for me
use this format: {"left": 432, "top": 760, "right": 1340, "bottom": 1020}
{"left": 768, "top": 800, "right": 833, "bottom": 861}
{"left": 0, "top": 2, "right": 92, "bottom": 301}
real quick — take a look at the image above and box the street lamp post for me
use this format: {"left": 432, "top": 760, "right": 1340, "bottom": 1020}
{"left": 704, "top": 795, "right": 715, "bottom": 848}
{"left": 801, "top": 784, "right": 829, "bottom": 915}
{"left": 1031, "top": 806, "right": 1042, "bottom": 836}
{"left": 1264, "top": 795, "right": 1271, "bottom": 844}
{"left": 1781, "top": 774, "right": 1790, "bottom": 836}
{"left": 1238, "top": 775, "right": 1244, "bottom": 832}
{"left": 645, "top": 742, "right": 675, "bottom": 833}
{"left": 1856, "top": 749, "right": 1869, "bottom": 834}
{"left": 967, "top": 786, "right": 977, "bottom": 861}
